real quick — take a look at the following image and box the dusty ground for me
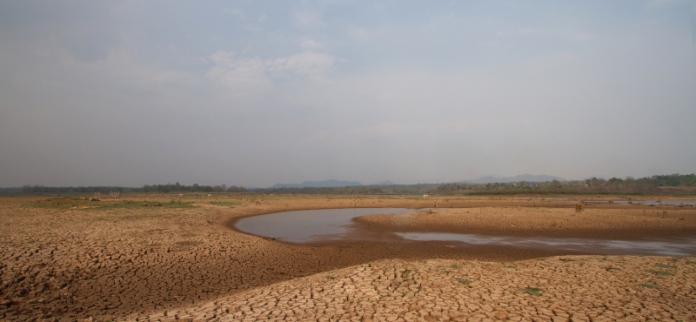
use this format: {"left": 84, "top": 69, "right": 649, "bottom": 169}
{"left": 0, "top": 194, "right": 694, "bottom": 321}
{"left": 137, "top": 256, "right": 696, "bottom": 322}
{"left": 353, "top": 207, "right": 696, "bottom": 240}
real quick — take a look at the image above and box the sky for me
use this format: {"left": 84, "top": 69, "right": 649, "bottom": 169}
{"left": 0, "top": 0, "right": 694, "bottom": 188}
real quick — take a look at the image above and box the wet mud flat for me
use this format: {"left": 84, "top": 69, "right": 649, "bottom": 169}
{"left": 0, "top": 194, "right": 695, "bottom": 321}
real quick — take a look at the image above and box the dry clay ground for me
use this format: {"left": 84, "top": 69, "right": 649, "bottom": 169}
{"left": 143, "top": 256, "right": 696, "bottom": 322}
{"left": 0, "top": 194, "right": 694, "bottom": 321}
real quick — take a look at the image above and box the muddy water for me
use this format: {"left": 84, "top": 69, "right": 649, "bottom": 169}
{"left": 235, "top": 208, "right": 418, "bottom": 243}
{"left": 235, "top": 208, "right": 696, "bottom": 256}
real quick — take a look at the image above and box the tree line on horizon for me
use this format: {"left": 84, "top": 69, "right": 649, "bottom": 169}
{"left": 14, "top": 182, "right": 247, "bottom": 194}
{"left": 436, "top": 173, "right": 696, "bottom": 194}
{"left": 4, "top": 174, "right": 694, "bottom": 195}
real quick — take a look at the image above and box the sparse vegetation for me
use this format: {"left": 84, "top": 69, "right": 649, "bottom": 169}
{"left": 27, "top": 199, "right": 193, "bottom": 210}
{"left": 638, "top": 283, "right": 661, "bottom": 289}
{"left": 646, "top": 270, "right": 674, "bottom": 276}
{"left": 524, "top": 287, "right": 543, "bottom": 296}
{"left": 455, "top": 278, "right": 471, "bottom": 284}
{"left": 655, "top": 264, "right": 676, "bottom": 269}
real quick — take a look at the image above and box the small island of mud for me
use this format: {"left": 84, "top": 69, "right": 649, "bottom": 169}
{"left": 353, "top": 207, "right": 696, "bottom": 240}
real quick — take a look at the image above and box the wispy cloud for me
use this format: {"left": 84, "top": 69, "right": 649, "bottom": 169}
{"left": 348, "top": 119, "right": 533, "bottom": 138}
{"left": 646, "top": 0, "right": 685, "bottom": 7}
{"left": 206, "top": 50, "right": 335, "bottom": 95}
{"left": 293, "top": 11, "right": 325, "bottom": 29}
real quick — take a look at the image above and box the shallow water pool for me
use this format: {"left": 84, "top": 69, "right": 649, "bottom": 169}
{"left": 234, "top": 208, "right": 696, "bottom": 256}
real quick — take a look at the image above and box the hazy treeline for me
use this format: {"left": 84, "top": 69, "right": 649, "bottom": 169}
{"left": 0, "top": 187, "right": 22, "bottom": 194}
{"left": 436, "top": 174, "right": 696, "bottom": 194}
{"left": 253, "top": 186, "right": 383, "bottom": 194}
{"left": 19, "top": 185, "right": 133, "bottom": 194}
{"left": 6, "top": 174, "right": 694, "bottom": 195}
{"left": 14, "top": 182, "right": 247, "bottom": 195}
{"left": 141, "top": 182, "right": 247, "bottom": 193}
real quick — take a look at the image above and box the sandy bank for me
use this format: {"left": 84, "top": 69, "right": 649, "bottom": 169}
{"left": 353, "top": 207, "right": 696, "bottom": 239}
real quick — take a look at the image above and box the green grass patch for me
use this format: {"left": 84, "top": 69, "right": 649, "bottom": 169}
{"left": 638, "top": 283, "right": 661, "bottom": 289}
{"left": 450, "top": 264, "right": 462, "bottom": 269}
{"left": 646, "top": 270, "right": 674, "bottom": 276}
{"left": 606, "top": 267, "right": 621, "bottom": 271}
{"left": 455, "top": 278, "right": 471, "bottom": 284}
{"left": 28, "top": 199, "right": 194, "bottom": 210}
{"left": 207, "top": 201, "right": 239, "bottom": 206}
{"left": 655, "top": 264, "right": 676, "bottom": 269}
{"left": 524, "top": 287, "right": 543, "bottom": 296}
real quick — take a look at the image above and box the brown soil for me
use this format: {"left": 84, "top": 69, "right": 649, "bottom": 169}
{"left": 0, "top": 194, "right": 694, "bottom": 321}
{"left": 353, "top": 207, "right": 696, "bottom": 240}
{"left": 143, "top": 256, "right": 696, "bottom": 321}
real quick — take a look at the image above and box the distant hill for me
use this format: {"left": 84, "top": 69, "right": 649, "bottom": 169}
{"left": 271, "top": 179, "right": 363, "bottom": 188}
{"left": 372, "top": 181, "right": 395, "bottom": 186}
{"left": 457, "top": 174, "right": 566, "bottom": 184}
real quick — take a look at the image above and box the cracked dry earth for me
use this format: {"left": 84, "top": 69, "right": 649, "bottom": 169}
{"left": 0, "top": 195, "right": 558, "bottom": 321}
{"left": 141, "top": 256, "right": 695, "bottom": 322}
{"left": 1, "top": 195, "right": 695, "bottom": 321}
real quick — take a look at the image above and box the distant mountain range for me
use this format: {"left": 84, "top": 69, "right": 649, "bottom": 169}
{"left": 457, "top": 174, "right": 566, "bottom": 184}
{"left": 268, "top": 175, "right": 565, "bottom": 188}
{"left": 270, "top": 179, "right": 396, "bottom": 188}
{"left": 271, "top": 179, "right": 363, "bottom": 188}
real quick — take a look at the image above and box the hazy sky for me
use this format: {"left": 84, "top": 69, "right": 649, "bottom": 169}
{"left": 0, "top": 1, "right": 694, "bottom": 187}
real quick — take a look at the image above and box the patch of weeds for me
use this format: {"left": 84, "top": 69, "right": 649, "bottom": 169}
{"left": 646, "top": 270, "right": 674, "bottom": 276}
{"left": 46, "top": 200, "right": 196, "bottom": 210}
{"left": 327, "top": 276, "right": 335, "bottom": 280}
{"left": 450, "top": 264, "right": 462, "bottom": 269}
{"left": 655, "top": 264, "right": 676, "bottom": 269}
{"left": 606, "top": 267, "right": 621, "bottom": 271}
{"left": 208, "top": 201, "right": 239, "bottom": 206}
{"left": 504, "top": 265, "right": 517, "bottom": 268}
{"left": 687, "top": 261, "right": 696, "bottom": 265}
{"left": 455, "top": 278, "right": 471, "bottom": 284}
{"left": 524, "top": 287, "right": 543, "bottom": 296}
{"left": 638, "top": 283, "right": 661, "bottom": 289}
{"left": 559, "top": 258, "right": 576, "bottom": 262}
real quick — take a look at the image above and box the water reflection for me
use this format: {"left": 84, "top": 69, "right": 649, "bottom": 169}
{"left": 395, "top": 232, "right": 696, "bottom": 257}
{"left": 234, "top": 208, "right": 696, "bottom": 256}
